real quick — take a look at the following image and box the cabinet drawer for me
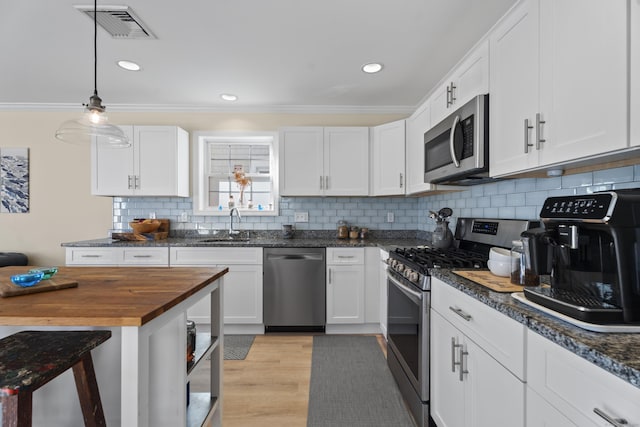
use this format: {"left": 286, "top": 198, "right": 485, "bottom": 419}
{"left": 327, "top": 248, "right": 364, "bottom": 264}
{"left": 66, "top": 248, "right": 117, "bottom": 265}
{"left": 120, "top": 247, "right": 169, "bottom": 265}
{"left": 527, "top": 330, "right": 640, "bottom": 426}
{"left": 170, "top": 247, "right": 263, "bottom": 265}
{"left": 431, "top": 278, "right": 526, "bottom": 379}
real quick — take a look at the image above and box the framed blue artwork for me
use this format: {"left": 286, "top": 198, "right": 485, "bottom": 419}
{"left": 1, "top": 148, "right": 29, "bottom": 213}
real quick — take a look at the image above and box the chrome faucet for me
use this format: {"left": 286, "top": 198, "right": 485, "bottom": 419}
{"left": 229, "top": 207, "right": 241, "bottom": 236}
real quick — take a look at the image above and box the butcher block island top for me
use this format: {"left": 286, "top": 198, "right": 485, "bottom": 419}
{"left": 0, "top": 266, "right": 227, "bottom": 326}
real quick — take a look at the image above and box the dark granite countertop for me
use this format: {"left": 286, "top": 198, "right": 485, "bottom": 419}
{"left": 431, "top": 269, "right": 640, "bottom": 390}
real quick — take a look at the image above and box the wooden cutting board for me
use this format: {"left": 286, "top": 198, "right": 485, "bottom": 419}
{"left": 0, "top": 278, "right": 78, "bottom": 297}
{"left": 453, "top": 270, "right": 524, "bottom": 293}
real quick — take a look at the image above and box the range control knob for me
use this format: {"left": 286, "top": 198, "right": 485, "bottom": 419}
{"left": 403, "top": 268, "right": 414, "bottom": 279}
{"left": 395, "top": 264, "right": 405, "bottom": 274}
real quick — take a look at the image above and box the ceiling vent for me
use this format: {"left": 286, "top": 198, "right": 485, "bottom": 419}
{"left": 74, "top": 5, "right": 155, "bottom": 39}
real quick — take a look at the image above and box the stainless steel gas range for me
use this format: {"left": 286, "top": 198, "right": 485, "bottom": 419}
{"left": 386, "top": 218, "right": 538, "bottom": 427}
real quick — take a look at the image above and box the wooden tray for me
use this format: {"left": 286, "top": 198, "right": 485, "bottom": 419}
{"left": 0, "top": 278, "right": 78, "bottom": 297}
{"left": 453, "top": 270, "right": 524, "bottom": 293}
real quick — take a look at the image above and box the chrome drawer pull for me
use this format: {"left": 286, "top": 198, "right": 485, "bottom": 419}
{"left": 133, "top": 255, "right": 152, "bottom": 258}
{"left": 81, "top": 255, "right": 102, "bottom": 258}
{"left": 449, "top": 306, "right": 472, "bottom": 321}
{"left": 593, "top": 408, "right": 628, "bottom": 426}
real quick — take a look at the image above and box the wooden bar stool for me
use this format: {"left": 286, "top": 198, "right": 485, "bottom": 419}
{"left": 0, "top": 330, "right": 111, "bottom": 427}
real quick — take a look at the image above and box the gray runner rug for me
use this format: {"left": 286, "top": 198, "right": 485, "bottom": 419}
{"left": 307, "top": 335, "right": 415, "bottom": 427}
{"left": 223, "top": 335, "right": 255, "bottom": 360}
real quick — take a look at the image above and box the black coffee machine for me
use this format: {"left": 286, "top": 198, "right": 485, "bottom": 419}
{"left": 521, "top": 189, "right": 640, "bottom": 324}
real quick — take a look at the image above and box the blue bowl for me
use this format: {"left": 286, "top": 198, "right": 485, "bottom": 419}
{"left": 28, "top": 267, "right": 58, "bottom": 280}
{"left": 11, "top": 272, "right": 45, "bottom": 287}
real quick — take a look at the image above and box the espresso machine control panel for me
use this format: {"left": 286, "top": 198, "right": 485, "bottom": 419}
{"left": 540, "top": 193, "right": 615, "bottom": 221}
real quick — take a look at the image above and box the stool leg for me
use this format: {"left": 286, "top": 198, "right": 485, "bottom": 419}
{"left": 1, "top": 393, "right": 33, "bottom": 427}
{"left": 72, "top": 353, "right": 106, "bottom": 427}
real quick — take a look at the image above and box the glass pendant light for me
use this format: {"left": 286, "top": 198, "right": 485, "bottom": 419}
{"left": 55, "top": 0, "right": 130, "bottom": 148}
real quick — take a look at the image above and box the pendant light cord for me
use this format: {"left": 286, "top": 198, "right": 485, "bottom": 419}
{"left": 93, "top": 0, "right": 98, "bottom": 97}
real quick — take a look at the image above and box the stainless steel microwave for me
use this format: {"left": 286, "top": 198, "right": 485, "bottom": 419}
{"left": 424, "top": 94, "right": 491, "bottom": 185}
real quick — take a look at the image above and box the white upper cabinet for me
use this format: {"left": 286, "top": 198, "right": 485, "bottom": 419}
{"left": 430, "top": 40, "right": 489, "bottom": 127}
{"left": 405, "top": 101, "right": 436, "bottom": 195}
{"left": 91, "top": 125, "right": 189, "bottom": 196}
{"left": 490, "top": 0, "right": 629, "bottom": 177}
{"left": 279, "top": 127, "right": 369, "bottom": 196}
{"left": 632, "top": 0, "right": 640, "bottom": 146}
{"left": 371, "top": 119, "right": 406, "bottom": 196}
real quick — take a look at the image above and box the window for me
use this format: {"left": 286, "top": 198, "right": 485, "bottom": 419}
{"left": 192, "top": 131, "right": 279, "bottom": 216}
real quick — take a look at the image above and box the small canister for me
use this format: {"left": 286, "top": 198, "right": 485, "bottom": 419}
{"left": 337, "top": 220, "right": 348, "bottom": 239}
{"left": 359, "top": 227, "right": 369, "bottom": 239}
{"left": 349, "top": 226, "right": 359, "bottom": 239}
{"left": 186, "top": 320, "right": 196, "bottom": 365}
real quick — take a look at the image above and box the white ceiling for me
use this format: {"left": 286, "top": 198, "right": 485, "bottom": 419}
{"left": 0, "top": 0, "right": 517, "bottom": 114}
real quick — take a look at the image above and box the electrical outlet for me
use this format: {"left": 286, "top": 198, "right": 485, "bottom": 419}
{"left": 180, "top": 211, "right": 189, "bottom": 222}
{"left": 149, "top": 212, "right": 156, "bottom": 219}
{"left": 387, "top": 212, "right": 395, "bottom": 223}
{"left": 294, "top": 212, "right": 309, "bottom": 222}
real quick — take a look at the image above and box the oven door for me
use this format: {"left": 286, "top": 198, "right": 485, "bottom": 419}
{"left": 387, "top": 271, "right": 430, "bottom": 401}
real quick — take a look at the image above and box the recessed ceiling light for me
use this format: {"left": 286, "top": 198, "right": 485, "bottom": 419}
{"left": 220, "top": 93, "right": 238, "bottom": 101}
{"left": 117, "top": 60, "right": 141, "bottom": 71}
{"left": 362, "top": 62, "right": 383, "bottom": 74}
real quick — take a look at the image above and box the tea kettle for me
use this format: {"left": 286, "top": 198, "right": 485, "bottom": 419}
{"left": 430, "top": 207, "right": 453, "bottom": 248}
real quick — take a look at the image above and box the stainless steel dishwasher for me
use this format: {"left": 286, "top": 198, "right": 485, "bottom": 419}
{"left": 263, "top": 247, "right": 326, "bottom": 332}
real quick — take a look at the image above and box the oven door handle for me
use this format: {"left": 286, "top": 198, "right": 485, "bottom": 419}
{"left": 388, "top": 273, "right": 422, "bottom": 304}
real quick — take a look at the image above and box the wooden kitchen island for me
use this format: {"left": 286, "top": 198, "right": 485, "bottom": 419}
{"left": 0, "top": 266, "right": 227, "bottom": 427}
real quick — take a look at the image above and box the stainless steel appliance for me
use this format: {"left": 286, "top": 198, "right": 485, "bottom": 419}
{"left": 424, "top": 94, "right": 491, "bottom": 185}
{"left": 521, "top": 190, "right": 640, "bottom": 325}
{"left": 387, "top": 217, "right": 538, "bottom": 427}
{"left": 263, "top": 248, "right": 326, "bottom": 332}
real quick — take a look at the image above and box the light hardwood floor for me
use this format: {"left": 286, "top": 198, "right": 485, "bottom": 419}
{"left": 221, "top": 334, "right": 387, "bottom": 427}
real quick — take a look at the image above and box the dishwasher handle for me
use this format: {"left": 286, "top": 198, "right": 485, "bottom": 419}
{"left": 266, "top": 254, "right": 324, "bottom": 261}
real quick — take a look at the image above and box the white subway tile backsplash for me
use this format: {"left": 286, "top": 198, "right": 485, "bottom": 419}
{"left": 561, "top": 172, "right": 592, "bottom": 189}
{"left": 593, "top": 166, "right": 634, "bottom": 185}
{"left": 536, "top": 177, "right": 562, "bottom": 190}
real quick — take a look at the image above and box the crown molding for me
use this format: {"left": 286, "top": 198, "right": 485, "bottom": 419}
{"left": 0, "top": 102, "right": 415, "bottom": 115}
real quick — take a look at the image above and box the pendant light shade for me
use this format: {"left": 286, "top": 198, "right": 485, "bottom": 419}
{"left": 55, "top": 0, "right": 130, "bottom": 148}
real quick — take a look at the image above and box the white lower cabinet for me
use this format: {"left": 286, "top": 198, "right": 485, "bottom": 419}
{"left": 527, "top": 330, "right": 640, "bottom": 427}
{"left": 65, "top": 247, "right": 169, "bottom": 266}
{"left": 430, "top": 278, "right": 525, "bottom": 427}
{"left": 169, "top": 247, "right": 263, "bottom": 327}
{"left": 326, "top": 248, "right": 365, "bottom": 324}
{"left": 378, "top": 248, "right": 389, "bottom": 339}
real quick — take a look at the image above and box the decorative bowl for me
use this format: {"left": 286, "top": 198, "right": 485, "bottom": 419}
{"left": 11, "top": 271, "right": 45, "bottom": 287}
{"left": 129, "top": 219, "right": 161, "bottom": 234}
{"left": 487, "top": 260, "right": 512, "bottom": 277}
{"left": 28, "top": 267, "right": 58, "bottom": 280}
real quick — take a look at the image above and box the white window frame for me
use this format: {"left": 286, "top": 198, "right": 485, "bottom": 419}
{"left": 192, "top": 130, "right": 279, "bottom": 216}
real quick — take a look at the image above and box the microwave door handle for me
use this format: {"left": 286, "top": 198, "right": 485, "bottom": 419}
{"left": 449, "top": 115, "right": 461, "bottom": 168}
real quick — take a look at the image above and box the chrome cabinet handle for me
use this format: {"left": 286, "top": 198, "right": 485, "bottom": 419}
{"left": 446, "top": 85, "right": 452, "bottom": 107}
{"left": 135, "top": 175, "right": 140, "bottom": 189}
{"left": 524, "top": 119, "right": 534, "bottom": 153}
{"left": 536, "top": 113, "right": 546, "bottom": 150}
{"left": 328, "top": 268, "right": 332, "bottom": 284}
{"left": 449, "top": 306, "right": 472, "bottom": 321}
{"left": 451, "top": 337, "right": 462, "bottom": 372}
{"left": 399, "top": 173, "right": 403, "bottom": 188}
{"left": 127, "top": 175, "right": 133, "bottom": 189}
{"left": 133, "top": 255, "right": 152, "bottom": 258}
{"left": 325, "top": 176, "right": 329, "bottom": 190}
{"left": 459, "top": 346, "right": 469, "bottom": 382}
{"left": 449, "top": 115, "right": 461, "bottom": 167}
{"left": 81, "top": 255, "right": 102, "bottom": 258}
{"left": 449, "top": 82, "right": 456, "bottom": 105}
{"left": 593, "top": 408, "right": 628, "bottom": 426}
{"left": 320, "top": 176, "right": 323, "bottom": 190}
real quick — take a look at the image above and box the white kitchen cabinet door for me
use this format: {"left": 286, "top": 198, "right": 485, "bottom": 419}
{"left": 279, "top": 127, "right": 324, "bottom": 196}
{"left": 489, "top": 0, "right": 540, "bottom": 177}
{"left": 326, "top": 265, "right": 364, "bottom": 324}
{"left": 92, "top": 125, "right": 189, "bottom": 196}
{"left": 405, "top": 101, "right": 436, "bottom": 195}
{"left": 630, "top": 0, "right": 639, "bottom": 146}
{"left": 430, "top": 310, "right": 465, "bottom": 427}
{"left": 537, "top": 0, "right": 628, "bottom": 165}
{"left": 324, "top": 127, "right": 369, "bottom": 196}
{"left": 378, "top": 249, "right": 388, "bottom": 338}
{"left": 430, "top": 40, "right": 490, "bottom": 127}
{"left": 222, "top": 264, "right": 263, "bottom": 324}
{"left": 371, "top": 120, "right": 405, "bottom": 196}
{"left": 526, "top": 388, "right": 580, "bottom": 427}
